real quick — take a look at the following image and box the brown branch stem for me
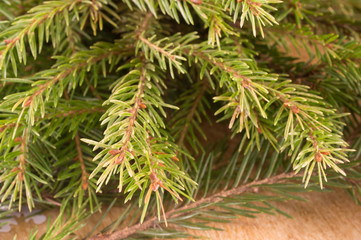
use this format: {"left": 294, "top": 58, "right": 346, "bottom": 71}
{"left": 113, "top": 63, "right": 147, "bottom": 164}
{"left": 17, "top": 129, "right": 28, "bottom": 181}
{"left": 91, "top": 172, "right": 296, "bottom": 240}
{"left": 178, "top": 81, "right": 208, "bottom": 147}
{"left": 64, "top": 90, "right": 89, "bottom": 190}
{"left": 139, "top": 36, "right": 176, "bottom": 60}
{"left": 52, "top": 107, "right": 104, "bottom": 119}
{"left": 190, "top": 50, "right": 251, "bottom": 84}
{"left": 24, "top": 49, "right": 123, "bottom": 107}
{"left": 110, "top": 13, "right": 153, "bottom": 164}
{"left": 0, "top": 106, "right": 104, "bottom": 133}
{"left": 136, "top": 13, "right": 153, "bottom": 38}
{"left": 0, "top": 0, "right": 106, "bottom": 63}
{"left": 75, "top": 132, "right": 88, "bottom": 190}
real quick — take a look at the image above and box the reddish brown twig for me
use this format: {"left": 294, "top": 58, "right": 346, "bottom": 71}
{"left": 75, "top": 132, "right": 89, "bottom": 190}
{"left": 178, "top": 80, "right": 208, "bottom": 147}
{"left": 91, "top": 172, "right": 296, "bottom": 240}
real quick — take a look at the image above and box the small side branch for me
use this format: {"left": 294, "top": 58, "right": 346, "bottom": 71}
{"left": 111, "top": 64, "right": 147, "bottom": 164}
{"left": 16, "top": 129, "right": 28, "bottom": 181}
{"left": 91, "top": 172, "right": 296, "bottom": 240}
{"left": 190, "top": 50, "right": 252, "bottom": 85}
{"left": 138, "top": 36, "right": 176, "bottom": 60}
{"left": 135, "top": 13, "right": 153, "bottom": 38}
{"left": 75, "top": 132, "right": 88, "bottom": 190}
{"left": 24, "top": 48, "right": 123, "bottom": 108}
{"left": 178, "top": 81, "right": 208, "bottom": 147}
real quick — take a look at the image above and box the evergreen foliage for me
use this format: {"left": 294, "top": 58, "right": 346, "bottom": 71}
{"left": 0, "top": 0, "right": 360, "bottom": 239}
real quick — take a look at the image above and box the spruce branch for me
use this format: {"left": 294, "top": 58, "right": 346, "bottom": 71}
{"left": 185, "top": 41, "right": 351, "bottom": 187}
{"left": 123, "top": 0, "right": 280, "bottom": 45}
{"left": 75, "top": 129, "right": 89, "bottom": 190}
{"left": 111, "top": 61, "right": 147, "bottom": 166}
{"left": 265, "top": 24, "right": 342, "bottom": 64}
{"left": 137, "top": 35, "right": 186, "bottom": 74}
{"left": 91, "top": 172, "right": 296, "bottom": 240}
{"left": 49, "top": 107, "right": 105, "bottom": 120}
{"left": 133, "top": 15, "right": 198, "bottom": 77}
{"left": 0, "top": 106, "right": 104, "bottom": 135}
{"left": 1, "top": 40, "right": 129, "bottom": 126}
{"left": 225, "top": 0, "right": 282, "bottom": 37}
{"left": 16, "top": 128, "right": 28, "bottom": 210}
{"left": 135, "top": 12, "right": 153, "bottom": 37}
{"left": 0, "top": 0, "right": 117, "bottom": 73}
{"left": 0, "top": 127, "right": 36, "bottom": 212}
{"left": 83, "top": 58, "right": 196, "bottom": 219}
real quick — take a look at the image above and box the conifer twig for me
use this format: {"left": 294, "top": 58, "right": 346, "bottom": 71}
{"left": 24, "top": 49, "right": 123, "bottom": 108}
{"left": 64, "top": 90, "right": 89, "bottom": 190}
{"left": 191, "top": 50, "right": 252, "bottom": 84}
{"left": 91, "top": 172, "right": 296, "bottom": 240}
{"left": 75, "top": 132, "right": 88, "bottom": 190}
{"left": 0, "top": 107, "right": 104, "bottom": 133}
{"left": 178, "top": 80, "right": 208, "bottom": 147}
{"left": 139, "top": 36, "right": 177, "bottom": 60}
{"left": 17, "top": 129, "right": 27, "bottom": 182}
{"left": 111, "top": 62, "right": 147, "bottom": 165}
{"left": 0, "top": 2, "right": 75, "bottom": 56}
{"left": 135, "top": 12, "right": 153, "bottom": 38}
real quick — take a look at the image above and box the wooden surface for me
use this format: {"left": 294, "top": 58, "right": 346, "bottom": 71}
{"left": 2, "top": 188, "right": 361, "bottom": 239}
{"left": 186, "top": 189, "right": 361, "bottom": 240}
